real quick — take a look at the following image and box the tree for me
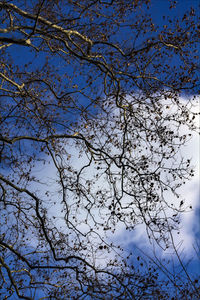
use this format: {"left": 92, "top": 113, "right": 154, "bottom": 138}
{"left": 0, "top": 0, "right": 199, "bottom": 298}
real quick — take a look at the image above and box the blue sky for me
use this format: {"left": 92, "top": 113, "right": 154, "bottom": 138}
{"left": 0, "top": 0, "right": 200, "bottom": 298}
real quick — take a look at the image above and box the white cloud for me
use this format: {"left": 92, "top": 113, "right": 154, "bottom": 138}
{"left": 26, "top": 95, "right": 199, "bottom": 266}
{"left": 114, "top": 96, "right": 200, "bottom": 258}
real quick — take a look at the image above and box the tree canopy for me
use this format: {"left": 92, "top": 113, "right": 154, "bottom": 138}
{"left": 0, "top": 0, "right": 199, "bottom": 299}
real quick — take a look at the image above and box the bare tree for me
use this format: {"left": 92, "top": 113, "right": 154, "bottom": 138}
{"left": 0, "top": 0, "right": 199, "bottom": 298}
